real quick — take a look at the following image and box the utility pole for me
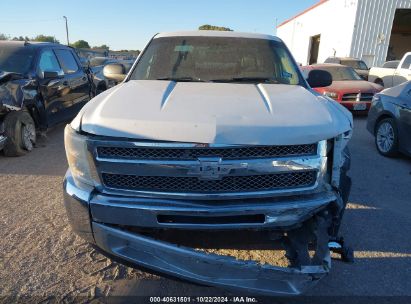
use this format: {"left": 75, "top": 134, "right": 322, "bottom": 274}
{"left": 63, "top": 16, "right": 69, "bottom": 45}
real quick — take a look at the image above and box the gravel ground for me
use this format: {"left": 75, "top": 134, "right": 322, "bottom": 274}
{"left": 0, "top": 117, "right": 410, "bottom": 303}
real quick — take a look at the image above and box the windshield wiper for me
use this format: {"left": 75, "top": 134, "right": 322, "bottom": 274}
{"left": 210, "top": 77, "right": 280, "bottom": 83}
{"left": 156, "top": 76, "right": 206, "bottom": 82}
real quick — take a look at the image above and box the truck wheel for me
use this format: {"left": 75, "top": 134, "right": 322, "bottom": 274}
{"left": 96, "top": 83, "right": 107, "bottom": 95}
{"left": 375, "top": 118, "right": 398, "bottom": 157}
{"left": 375, "top": 78, "right": 384, "bottom": 87}
{"left": 3, "top": 111, "right": 37, "bottom": 157}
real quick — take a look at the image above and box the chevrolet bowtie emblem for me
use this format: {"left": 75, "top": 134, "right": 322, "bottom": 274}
{"left": 187, "top": 158, "right": 248, "bottom": 180}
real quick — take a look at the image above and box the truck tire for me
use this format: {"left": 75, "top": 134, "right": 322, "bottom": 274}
{"left": 96, "top": 83, "right": 107, "bottom": 95}
{"left": 375, "top": 117, "right": 398, "bottom": 157}
{"left": 375, "top": 78, "right": 384, "bottom": 87}
{"left": 3, "top": 111, "right": 37, "bottom": 157}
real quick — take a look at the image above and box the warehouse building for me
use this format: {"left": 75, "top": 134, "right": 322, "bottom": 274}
{"left": 277, "top": 0, "right": 411, "bottom": 68}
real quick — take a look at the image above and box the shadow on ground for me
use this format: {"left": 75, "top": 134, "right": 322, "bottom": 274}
{"left": 0, "top": 124, "right": 68, "bottom": 176}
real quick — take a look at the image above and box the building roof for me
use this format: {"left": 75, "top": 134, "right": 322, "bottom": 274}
{"left": 155, "top": 31, "right": 281, "bottom": 41}
{"left": 277, "top": 0, "right": 329, "bottom": 28}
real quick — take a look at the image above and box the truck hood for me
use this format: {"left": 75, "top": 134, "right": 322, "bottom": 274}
{"left": 79, "top": 80, "right": 352, "bottom": 145}
{"left": 0, "top": 72, "right": 36, "bottom": 111}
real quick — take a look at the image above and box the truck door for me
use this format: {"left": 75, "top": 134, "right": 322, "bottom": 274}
{"left": 393, "top": 54, "right": 411, "bottom": 87}
{"left": 54, "top": 48, "right": 91, "bottom": 119}
{"left": 37, "top": 49, "right": 72, "bottom": 127}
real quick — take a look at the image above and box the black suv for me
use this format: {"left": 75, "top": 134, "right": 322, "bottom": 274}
{"left": 0, "top": 41, "right": 99, "bottom": 156}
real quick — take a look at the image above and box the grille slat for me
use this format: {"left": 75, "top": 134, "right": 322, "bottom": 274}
{"left": 102, "top": 171, "right": 317, "bottom": 193}
{"left": 342, "top": 93, "right": 374, "bottom": 102}
{"left": 97, "top": 144, "right": 317, "bottom": 160}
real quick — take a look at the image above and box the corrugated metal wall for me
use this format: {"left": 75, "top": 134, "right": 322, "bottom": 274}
{"left": 350, "top": 0, "right": 411, "bottom": 67}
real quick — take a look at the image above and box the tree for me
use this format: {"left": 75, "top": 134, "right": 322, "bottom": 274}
{"left": 12, "top": 36, "right": 29, "bottom": 41}
{"left": 198, "top": 24, "right": 233, "bottom": 31}
{"left": 33, "top": 35, "right": 59, "bottom": 43}
{"left": 71, "top": 40, "right": 90, "bottom": 49}
{"left": 93, "top": 44, "right": 109, "bottom": 50}
{"left": 0, "top": 33, "right": 8, "bottom": 40}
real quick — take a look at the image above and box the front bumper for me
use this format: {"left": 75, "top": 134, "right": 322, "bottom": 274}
{"left": 93, "top": 222, "right": 328, "bottom": 296}
{"left": 63, "top": 171, "right": 343, "bottom": 296}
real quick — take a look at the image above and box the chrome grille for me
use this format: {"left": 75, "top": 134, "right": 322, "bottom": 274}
{"left": 342, "top": 93, "right": 374, "bottom": 102}
{"left": 97, "top": 144, "right": 317, "bottom": 160}
{"left": 102, "top": 171, "right": 317, "bottom": 193}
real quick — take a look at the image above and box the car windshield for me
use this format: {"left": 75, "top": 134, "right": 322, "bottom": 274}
{"left": 315, "top": 66, "right": 362, "bottom": 81}
{"left": 0, "top": 45, "right": 34, "bottom": 74}
{"left": 382, "top": 61, "right": 400, "bottom": 69}
{"left": 130, "top": 36, "right": 303, "bottom": 85}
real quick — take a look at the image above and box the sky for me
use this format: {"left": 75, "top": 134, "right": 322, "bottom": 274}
{"left": 0, "top": 0, "right": 319, "bottom": 50}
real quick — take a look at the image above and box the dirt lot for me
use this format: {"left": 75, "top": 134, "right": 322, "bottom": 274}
{"left": 1, "top": 117, "right": 411, "bottom": 302}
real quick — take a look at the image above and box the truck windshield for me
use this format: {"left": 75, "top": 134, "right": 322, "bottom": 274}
{"left": 0, "top": 46, "right": 34, "bottom": 75}
{"left": 341, "top": 60, "right": 368, "bottom": 70}
{"left": 316, "top": 66, "right": 362, "bottom": 81}
{"left": 130, "top": 36, "right": 303, "bottom": 85}
{"left": 90, "top": 57, "right": 112, "bottom": 67}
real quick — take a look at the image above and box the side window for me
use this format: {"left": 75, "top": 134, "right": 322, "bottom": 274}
{"left": 400, "top": 55, "right": 411, "bottom": 70}
{"left": 38, "top": 50, "right": 61, "bottom": 74}
{"left": 55, "top": 49, "right": 79, "bottom": 74}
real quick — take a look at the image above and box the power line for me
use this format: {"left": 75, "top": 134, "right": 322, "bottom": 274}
{"left": 0, "top": 18, "right": 61, "bottom": 23}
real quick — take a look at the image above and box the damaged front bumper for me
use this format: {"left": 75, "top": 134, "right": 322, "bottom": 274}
{"left": 93, "top": 222, "right": 329, "bottom": 296}
{"left": 64, "top": 170, "right": 346, "bottom": 296}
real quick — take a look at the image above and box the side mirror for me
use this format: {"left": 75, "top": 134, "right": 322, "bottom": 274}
{"left": 43, "top": 71, "right": 59, "bottom": 79}
{"left": 307, "top": 70, "right": 332, "bottom": 88}
{"left": 103, "top": 63, "right": 126, "bottom": 82}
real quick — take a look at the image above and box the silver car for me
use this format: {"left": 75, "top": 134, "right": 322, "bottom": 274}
{"left": 367, "top": 81, "right": 411, "bottom": 157}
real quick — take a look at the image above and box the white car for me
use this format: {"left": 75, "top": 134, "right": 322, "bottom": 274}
{"left": 63, "top": 31, "right": 354, "bottom": 296}
{"left": 368, "top": 52, "right": 411, "bottom": 88}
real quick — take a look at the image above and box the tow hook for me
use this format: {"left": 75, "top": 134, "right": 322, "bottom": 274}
{"left": 328, "top": 237, "right": 354, "bottom": 263}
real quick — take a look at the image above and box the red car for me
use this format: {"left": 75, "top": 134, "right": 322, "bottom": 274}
{"left": 301, "top": 64, "right": 383, "bottom": 112}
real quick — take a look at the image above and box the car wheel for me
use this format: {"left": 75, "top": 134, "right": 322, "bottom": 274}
{"left": 375, "top": 78, "right": 384, "bottom": 87}
{"left": 3, "top": 111, "right": 37, "bottom": 157}
{"left": 96, "top": 84, "right": 107, "bottom": 95}
{"left": 375, "top": 118, "right": 398, "bottom": 157}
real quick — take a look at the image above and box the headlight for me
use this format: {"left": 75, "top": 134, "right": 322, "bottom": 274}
{"left": 372, "top": 95, "right": 381, "bottom": 103}
{"left": 64, "top": 125, "right": 94, "bottom": 187}
{"left": 323, "top": 91, "right": 338, "bottom": 99}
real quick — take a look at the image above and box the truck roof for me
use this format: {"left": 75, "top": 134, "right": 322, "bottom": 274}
{"left": 155, "top": 31, "right": 281, "bottom": 42}
{"left": 0, "top": 41, "right": 66, "bottom": 49}
{"left": 327, "top": 57, "right": 363, "bottom": 61}
{"left": 307, "top": 63, "right": 345, "bottom": 68}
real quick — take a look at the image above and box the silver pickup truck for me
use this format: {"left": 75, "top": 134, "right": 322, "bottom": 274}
{"left": 63, "top": 31, "right": 353, "bottom": 296}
